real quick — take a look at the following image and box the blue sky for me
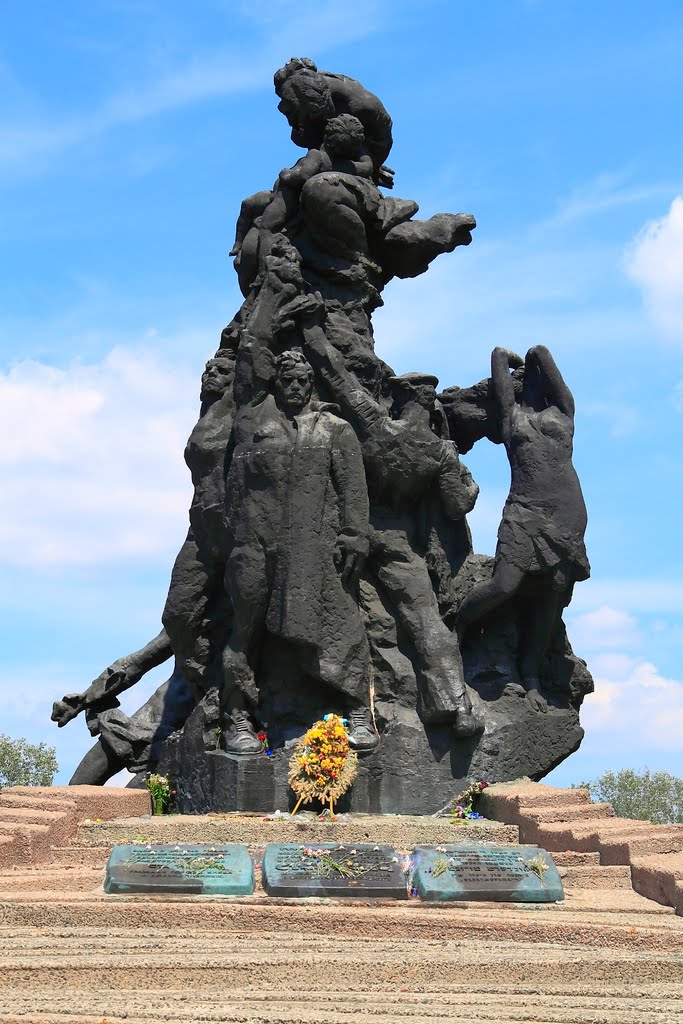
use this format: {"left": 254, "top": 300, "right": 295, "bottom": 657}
{"left": 1, "top": 0, "right": 682, "bottom": 789}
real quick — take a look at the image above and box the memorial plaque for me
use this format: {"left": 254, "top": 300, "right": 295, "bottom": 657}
{"left": 413, "top": 845, "right": 563, "bottom": 903}
{"left": 104, "top": 843, "right": 254, "bottom": 895}
{"left": 261, "top": 843, "right": 408, "bottom": 898}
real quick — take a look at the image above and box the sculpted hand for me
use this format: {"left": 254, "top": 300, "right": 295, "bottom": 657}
{"left": 378, "top": 164, "right": 395, "bottom": 189}
{"left": 272, "top": 292, "right": 323, "bottom": 334}
{"left": 334, "top": 533, "right": 369, "bottom": 585}
{"left": 51, "top": 693, "right": 86, "bottom": 728}
{"left": 525, "top": 685, "right": 548, "bottom": 713}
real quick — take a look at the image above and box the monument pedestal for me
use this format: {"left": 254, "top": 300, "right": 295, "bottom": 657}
{"left": 157, "top": 687, "right": 584, "bottom": 815}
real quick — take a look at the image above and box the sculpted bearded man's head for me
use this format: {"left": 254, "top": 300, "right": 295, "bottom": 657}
{"left": 200, "top": 351, "right": 236, "bottom": 402}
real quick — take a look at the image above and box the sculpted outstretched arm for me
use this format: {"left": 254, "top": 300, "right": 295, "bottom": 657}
{"left": 491, "top": 347, "right": 523, "bottom": 437}
{"left": 330, "top": 422, "right": 370, "bottom": 583}
{"left": 438, "top": 445, "right": 479, "bottom": 520}
{"left": 302, "top": 323, "right": 382, "bottom": 440}
{"left": 528, "top": 344, "right": 575, "bottom": 418}
{"left": 233, "top": 260, "right": 305, "bottom": 405}
{"left": 51, "top": 629, "right": 173, "bottom": 728}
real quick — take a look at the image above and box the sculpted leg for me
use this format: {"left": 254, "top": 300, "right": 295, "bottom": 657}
{"left": 456, "top": 561, "right": 526, "bottom": 636}
{"left": 372, "top": 527, "right": 481, "bottom": 735}
{"left": 69, "top": 740, "right": 125, "bottom": 786}
{"left": 518, "top": 588, "right": 567, "bottom": 713}
{"left": 221, "top": 542, "right": 270, "bottom": 754}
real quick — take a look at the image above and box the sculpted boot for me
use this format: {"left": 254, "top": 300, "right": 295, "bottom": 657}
{"left": 223, "top": 710, "right": 263, "bottom": 755}
{"left": 347, "top": 708, "right": 379, "bottom": 752}
{"left": 453, "top": 701, "right": 484, "bottom": 738}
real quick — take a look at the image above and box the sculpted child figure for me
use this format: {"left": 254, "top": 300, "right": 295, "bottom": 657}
{"left": 231, "top": 113, "right": 373, "bottom": 272}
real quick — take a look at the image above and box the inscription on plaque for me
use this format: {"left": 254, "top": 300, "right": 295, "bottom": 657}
{"left": 104, "top": 843, "right": 255, "bottom": 896}
{"left": 413, "top": 845, "right": 563, "bottom": 903}
{"left": 262, "top": 843, "right": 408, "bottom": 899}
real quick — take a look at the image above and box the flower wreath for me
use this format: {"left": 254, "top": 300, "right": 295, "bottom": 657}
{"left": 288, "top": 713, "right": 358, "bottom": 818}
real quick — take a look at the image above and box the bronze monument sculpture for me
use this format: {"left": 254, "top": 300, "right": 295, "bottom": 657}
{"left": 52, "top": 58, "right": 593, "bottom": 812}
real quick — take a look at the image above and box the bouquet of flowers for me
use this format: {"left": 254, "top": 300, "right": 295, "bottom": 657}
{"left": 288, "top": 713, "right": 358, "bottom": 818}
{"left": 145, "top": 773, "right": 175, "bottom": 816}
{"left": 450, "top": 780, "right": 489, "bottom": 821}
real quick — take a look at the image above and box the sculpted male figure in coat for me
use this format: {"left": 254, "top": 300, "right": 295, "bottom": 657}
{"left": 221, "top": 347, "right": 375, "bottom": 754}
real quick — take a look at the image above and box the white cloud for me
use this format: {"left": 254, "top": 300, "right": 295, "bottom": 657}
{"left": 626, "top": 195, "right": 683, "bottom": 341}
{"left": 569, "top": 605, "right": 640, "bottom": 652}
{"left": 0, "top": 4, "right": 386, "bottom": 172}
{"left": 581, "top": 652, "right": 683, "bottom": 751}
{"left": 0, "top": 345, "right": 199, "bottom": 567}
{"left": 542, "top": 172, "right": 679, "bottom": 228}
{"left": 570, "top": 578, "right": 683, "bottom": 616}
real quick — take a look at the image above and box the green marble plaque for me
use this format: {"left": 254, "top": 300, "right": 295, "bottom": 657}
{"left": 104, "top": 843, "right": 254, "bottom": 895}
{"left": 262, "top": 842, "right": 408, "bottom": 898}
{"left": 413, "top": 845, "right": 563, "bottom": 902}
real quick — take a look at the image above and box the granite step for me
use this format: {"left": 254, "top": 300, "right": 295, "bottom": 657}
{"left": 0, "top": 822, "right": 53, "bottom": 865}
{"left": 2, "top": 981, "right": 683, "bottom": 1024}
{"left": 0, "top": 885, "right": 677, "bottom": 938}
{"left": 631, "top": 852, "right": 683, "bottom": 915}
{"left": 1, "top": 785, "right": 150, "bottom": 820}
{"left": 558, "top": 863, "right": 632, "bottom": 890}
{"left": 530, "top": 817, "right": 670, "bottom": 853}
{"left": 0, "top": 792, "right": 78, "bottom": 812}
{"left": 1, "top": 929, "right": 682, "bottom": 991}
{"left": 0, "top": 806, "right": 74, "bottom": 830}
{"left": 600, "top": 827, "right": 683, "bottom": 865}
{"left": 0, "top": 866, "right": 104, "bottom": 893}
{"left": 522, "top": 801, "right": 614, "bottom": 824}
{"left": 74, "top": 813, "right": 519, "bottom": 851}
{"left": 48, "top": 845, "right": 112, "bottom": 867}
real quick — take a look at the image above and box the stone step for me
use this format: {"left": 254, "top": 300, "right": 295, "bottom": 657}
{"left": 1, "top": 930, "right": 682, "bottom": 990}
{"left": 631, "top": 852, "right": 683, "bottom": 916}
{"left": 0, "top": 866, "right": 104, "bottom": 893}
{"left": 2, "top": 976, "right": 683, "bottom": 1024}
{"left": 1, "top": 981, "right": 683, "bottom": 1024}
{"left": 600, "top": 828, "right": 683, "bottom": 866}
{"left": 48, "top": 845, "right": 112, "bottom": 867}
{"left": 0, "top": 886, "right": 678, "bottom": 938}
{"left": 75, "top": 813, "right": 519, "bottom": 851}
{"left": 0, "top": 822, "right": 52, "bottom": 864}
{"left": 0, "top": 807, "right": 74, "bottom": 836}
{"left": 559, "top": 864, "right": 632, "bottom": 890}
{"left": 523, "top": 801, "right": 614, "bottom": 824}
{"left": 531, "top": 818, "right": 668, "bottom": 853}
{"left": 557, "top": 886, "right": 674, "bottom": 915}
{"left": 479, "top": 781, "right": 592, "bottom": 821}
{"left": 2, "top": 785, "right": 150, "bottom": 821}
{"left": 0, "top": 833, "right": 17, "bottom": 869}
{"left": 0, "top": 792, "right": 77, "bottom": 811}
{"left": 550, "top": 850, "right": 601, "bottom": 866}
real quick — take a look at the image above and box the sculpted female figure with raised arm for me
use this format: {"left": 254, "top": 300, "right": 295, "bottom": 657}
{"left": 456, "top": 345, "right": 590, "bottom": 712}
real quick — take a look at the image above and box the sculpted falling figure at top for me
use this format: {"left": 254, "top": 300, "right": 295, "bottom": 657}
{"left": 456, "top": 345, "right": 590, "bottom": 711}
{"left": 232, "top": 57, "right": 476, "bottom": 297}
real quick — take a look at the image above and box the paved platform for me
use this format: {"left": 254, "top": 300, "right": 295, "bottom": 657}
{"left": 1, "top": 782, "right": 682, "bottom": 1022}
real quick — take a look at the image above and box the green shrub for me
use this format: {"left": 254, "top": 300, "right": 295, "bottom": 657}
{"left": 0, "top": 734, "right": 58, "bottom": 789}
{"left": 576, "top": 768, "right": 683, "bottom": 824}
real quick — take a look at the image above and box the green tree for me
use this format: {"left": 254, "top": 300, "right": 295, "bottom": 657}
{"left": 0, "top": 734, "right": 58, "bottom": 789}
{"left": 578, "top": 768, "right": 683, "bottom": 824}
